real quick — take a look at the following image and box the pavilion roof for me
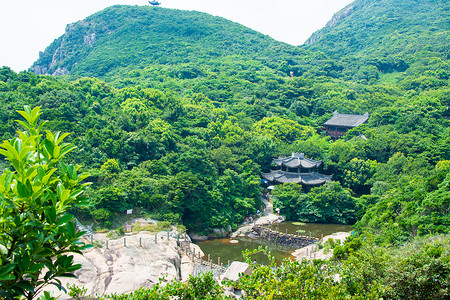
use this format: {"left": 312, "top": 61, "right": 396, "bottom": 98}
{"left": 261, "top": 170, "right": 332, "bottom": 185}
{"left": 324, "top": 111, "right": 369, "bottom": 128}
{"left": 273, "top": 153, "right": 322, "bottom": 169}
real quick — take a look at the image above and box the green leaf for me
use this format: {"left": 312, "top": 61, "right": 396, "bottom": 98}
{"left": 56, "top": 183, "right": 63, "bottom": 201}
{"left": 0, "top": 274, "right": 15, "bottom": 281}
{"left": 17, "top": 181, "right": 29, "bottom": 197}
{"left": 0, "top": 244, "right": 7, "bottom": 255}
{"left": 0, "top": 264, "right": 15, "bottom": 276}
{"left": 68, "top": 164, "right": 75, "bottom": 180}
{"left": 59, "top": 144, "right": 77, "bottom": 158}
{"left": 16, "top": 120, "right": 32, "bottom": 132}
{"left": 42, "top": 168, "right": 57, "bottom": 184}
{"left": 0, "top": 142, "right": 19, "bottom": 160}
{"left": 30, "top": 106, "right": 42, "bottom": 125}
{"left": 17, "top": 110, "right": 33, "bottom": 125}
{"left": 0, "top": 149, "right": 12, "bottom": 160}
{"left": 45, "top": 206, "right": 57, "bottom": 224}
{"left": 43, "top": 140, "right": 55, "bottom": 158}
{"left": 66, "top": 221, "right": 76, "bottom": 237}
{"left": 56, "top": 132, "right": 70, "bottom": 145}
{"left": 56, "top": 214, "right": 73, "bottom": 226}
{"left": 28, "top": 263, "right": 46, "bottom": 274}
{"left": 53, "top": 145, "right": 61, "bottom": 159}
{"left": 3, "top": 171, "right": 13, "bottom": 190}
{"left": 17, "top": 280, "right": 35, "bottom": 292}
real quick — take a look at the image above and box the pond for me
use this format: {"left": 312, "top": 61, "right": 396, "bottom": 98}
{"left": 196, "top": 222, "right": 352, "bottom": 265}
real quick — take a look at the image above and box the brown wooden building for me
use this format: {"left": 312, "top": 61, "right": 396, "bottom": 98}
{"left": 324, "top": 111, "right": 369, "bottom": 140}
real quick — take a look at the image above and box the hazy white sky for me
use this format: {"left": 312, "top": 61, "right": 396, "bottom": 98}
{"left": 0, "top": 0, "right": 353, "bottom": 72}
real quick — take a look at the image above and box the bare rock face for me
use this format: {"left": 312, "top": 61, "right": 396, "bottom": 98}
{"left": 222, "top": 262, "right": 251, "bottom": 283}
{"left": 42, "top": 232, "right": 191, "bottom": 298}
{"left": 84, "top": 33, "right": 96, "bottom": 47}
{"left": 52, "top": 67, "right": 70, "bottom": 76}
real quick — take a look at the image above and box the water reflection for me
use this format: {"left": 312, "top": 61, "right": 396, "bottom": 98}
{"left": 195, "top": 222, "right": 352, "bottom": 265}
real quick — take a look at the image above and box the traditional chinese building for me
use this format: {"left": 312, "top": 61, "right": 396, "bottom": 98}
{"left": 262, "top": 153, "right": 332, "bottom": 190}
{"left": 324, "top": 111, "right": 369, "bottom": 140}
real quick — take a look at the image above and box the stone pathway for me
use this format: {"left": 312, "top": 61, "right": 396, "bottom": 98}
{"left": 231, "top": 196, "right": 284, "bottom": 238}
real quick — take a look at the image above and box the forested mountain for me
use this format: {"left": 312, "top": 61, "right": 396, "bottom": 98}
{"left": 306, "top": 0, "right": 449, "bottom": 58}
{"left": 305, "top": 0, "right": 449, "bottom": 80}
{"left": 31, "top": 5, "right": 298, "bottom": 78}
{"left": 0, "top": 0, "right": 448, "bottom": 239}
{"left": 1, "top": 0, "right": 450, "bottom": 297}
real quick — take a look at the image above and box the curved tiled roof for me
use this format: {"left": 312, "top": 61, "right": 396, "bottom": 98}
{"left": 324, "top": 111, "right": 369, "bottom": 127}
{"left": 273, "top": 153, "right": 322, "bottom": 169}
{"left": 261, "top": 170, "right": 332, "bottom": 185}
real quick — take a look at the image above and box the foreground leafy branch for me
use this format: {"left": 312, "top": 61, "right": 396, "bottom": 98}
{"left": 0, "top": 106, "right": 91, "bottom": 299}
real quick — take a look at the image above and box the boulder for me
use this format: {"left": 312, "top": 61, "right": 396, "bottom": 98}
{"left": 222, "top": 262, "right": 251, "bottom": 282}
{"left": 189, "top": 232, "right": 208, "bottom": 241}
{"left": 41, "top": 232, "right": 184, "bottom": 298}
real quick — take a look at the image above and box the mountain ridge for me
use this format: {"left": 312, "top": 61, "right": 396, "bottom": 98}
{"left": 31, "top": 5, "right": 297, "bottom": 78}
{"left": 304, "top": 0, "right": 449, "bottom": 58}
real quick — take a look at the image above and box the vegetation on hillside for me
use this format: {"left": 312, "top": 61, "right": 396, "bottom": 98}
{"left": 0, "top": 0, "right": 449, "bottom": 297}
{"left": 1, "top": 0, "right": 448, "bottom": 238}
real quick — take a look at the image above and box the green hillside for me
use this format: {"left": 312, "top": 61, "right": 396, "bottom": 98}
{"left": 306, "top": 0, "right": 449, "bottom": 57}
{"left": 31, "top": 5, "right": 298, "bottom": 78}
{"left": 303, "top": 0, "right": 450, "bottom": 87}
{"left": 0, "top": 0, "right": 443, "bottom": 236}
{"left": 1, "top": 0, "right": 450, "bottom": 297}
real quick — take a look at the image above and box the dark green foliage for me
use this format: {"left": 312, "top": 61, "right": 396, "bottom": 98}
{"left": 0, "top": 0, "right": 447, "bottom": 298}
{"left": 272, "top": 182, "right": 357, "bottom": 224}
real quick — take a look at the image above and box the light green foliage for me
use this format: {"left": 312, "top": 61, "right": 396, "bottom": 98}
{"left": 96, "top": 272, "right": 227, "bottom": 300}
{"left": 100, "top": 159, "right": 121, "bottom": 176}
{"left": 0, "top": 106, "right": 91, "bottom": 299}
{"left": 383, "top": 236, "right": 450, "bottom": 299}
{"left": 357, "top": 162, "right": 450, "bottom": 245}
{"left": 252, "top": 116, "right": 312, "bottom": 143}
{"left": 234, "top": 247, "right": 341, "bottom": 299}
{"left": 342, "top": 158, "right": 378, "bottom": 193}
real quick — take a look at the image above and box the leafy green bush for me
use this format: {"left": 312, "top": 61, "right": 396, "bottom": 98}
{"left": 0, "top": 106, "right": 91, "bottom": 299}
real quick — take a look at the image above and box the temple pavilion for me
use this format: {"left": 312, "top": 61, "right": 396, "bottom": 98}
{"left": 262, "top": 153, "right": 332, "bottom": 189}
{"left": 324, "top": 111, "right": 369, "bottom": 140}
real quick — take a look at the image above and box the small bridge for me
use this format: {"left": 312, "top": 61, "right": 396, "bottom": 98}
{"left": 252, "top": 225, "right": 318, "bottom": 248}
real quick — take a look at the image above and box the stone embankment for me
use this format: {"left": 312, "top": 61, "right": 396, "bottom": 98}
{"left": 252, "top": 225, "right": 318, "bottom": 248}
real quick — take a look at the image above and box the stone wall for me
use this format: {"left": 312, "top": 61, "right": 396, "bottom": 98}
{"left": 252, "top": 226, "right": 318, "bottom": 248}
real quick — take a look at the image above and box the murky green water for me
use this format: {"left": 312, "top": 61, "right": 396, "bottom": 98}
{"left": 196, "top": 222, "right": 352, "bottom": 265}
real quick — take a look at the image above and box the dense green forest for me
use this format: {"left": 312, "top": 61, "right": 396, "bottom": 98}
{"left": 2, "top": 0, "right": 449, "bottom": 239}
{"left": 0, "top": 0, "right": 450, "bottom": 297}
